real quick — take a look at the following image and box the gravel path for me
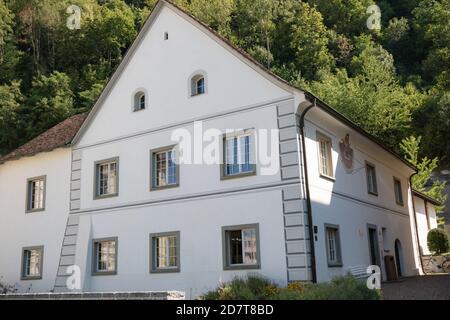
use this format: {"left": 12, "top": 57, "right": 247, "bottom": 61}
{"left": 382, "top": 274, "right": 450, "bottom": 300}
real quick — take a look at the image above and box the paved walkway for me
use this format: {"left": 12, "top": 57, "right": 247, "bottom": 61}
{"left": 382, "top": 274, "right": 450, "bottom": 300}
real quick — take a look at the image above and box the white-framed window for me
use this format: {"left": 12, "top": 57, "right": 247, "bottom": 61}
{"left": 317, "top": 133, "right": 333, "bottom": 179}
{"left": 95, "top": 158, "right": 118, "bottom": 198}
{"left": 325, "top": 225, "right": 342, "bottom": 267}
{"left": 133, "top": 91, "right": 146, "bottom": 111}
{"left": 366, "top": 162, "right": 378, "bottom": 195}
{"left": 151, "top": 147, "right": 178, "bottom": 189}
{"left": 394, "top": 177, "right": 404, "bottom": 205}
{"left": 21, "top": 246, "right": 43, "bottom": 280}
{"left": 222, "top": 224, "right": 260, "bottom": 270}
{"left": 189, "top": 72, "right": 207, "bottom": 96}
{"left": 150, "top": 232, "right": 180, "bottom": 273}
{"left": 222, "top": 131, "right": 255, "bottom": 178}
{"left": 26, "top": 176, "right": 46, "bottom": 212}
{"left": 92, "top": 238, "right": 117, "bottom": 275}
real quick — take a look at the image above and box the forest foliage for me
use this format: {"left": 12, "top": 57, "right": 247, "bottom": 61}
{"left": 0, "top": 0, "right": 448, "bottom": 209}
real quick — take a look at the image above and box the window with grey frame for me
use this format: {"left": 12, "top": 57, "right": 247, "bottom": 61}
{"left": 92, "top": 238, "right": 117, "bottom": 275}
{"left": 222, "top": 224, "right": 260, "bottom": 270}
{"left": 150, "top": 232, "right": 180, "bottom": 273}
{"left": 21, "top": 246, "right": 43, "bottom": 280}
{"left": 151, "top": 147, "right": 178, "bottom": 189}
{"left": 325, "top": 225, "right": 342, "bottom": 267}
{"left": 26, "top": 176, "right": 45, "bottom": 212}
{"left": 317, "top": 133, "right": 334, "bottom": 179}
{"left": 95, "top": 159, "right": 118, "bottom": 198}
{"left": 365, "top": 162, "right": 378, "bottom": 195}
{"left": 222, "top": 131, "right": 255, "bottom": 178}
{"left": 190, "top": 74, "right": 205, "bottom": 96}
{"left": 393, "top": 178, "right": 404, "bottom": 205}
{"left": 134, "top": 91, "right": 146, "bottom": 111}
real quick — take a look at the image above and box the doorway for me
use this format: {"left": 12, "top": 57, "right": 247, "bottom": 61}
{"left": 395, "top": 239, "right": 403, "bottom": 277}
{"left": 368, "top": 225, "right": 380, "bottom": 267}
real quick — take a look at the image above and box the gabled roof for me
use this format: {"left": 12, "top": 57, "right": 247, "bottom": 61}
{"left": 70, "top": 0, "right": 297, "bottom": 145}
{"left": 413, "top": 189, "right": 442, "bottom": 206}
{"left": 0, "top": 113, "right": 88, "bottom": 164}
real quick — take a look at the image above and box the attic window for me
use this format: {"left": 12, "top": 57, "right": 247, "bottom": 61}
{"left": 190, "top": 72, "right": 207, "bottom": 97}
{"left": 164, "top": 32, "right": 169, "bottom": 40}
{"left": 134, "top": 91, "right": 146, "bottom": 111}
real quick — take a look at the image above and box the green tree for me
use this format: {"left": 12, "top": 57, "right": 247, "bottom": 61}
{"left": 231, "top": 0, "right": 277, "bottom": 67}
{"left": 307, "top": 0, "right": 375, "bottom": 36}
{"left": 0, "top": 81, "right": 23, "bottom": 155}
{"left": 23, "top": 71, "right": 75, "bottom": 139}
{"left": 190, "top": 0, "right": 235, "bottom": 36}
{"left": 273, "top": 0, "right": 334, "bottom": 80}
{"left": 400, "top": 136, "right": 447, "bottom": 225}
{"left": 304, "top": 38, "right": 424, "bottom": 148}
{"left": 412, "top": 0, "right": 450, "bottom": 86}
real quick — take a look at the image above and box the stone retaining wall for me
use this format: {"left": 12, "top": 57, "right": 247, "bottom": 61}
{"left": 0, "top": 291, "right": 185, "bottom": 300}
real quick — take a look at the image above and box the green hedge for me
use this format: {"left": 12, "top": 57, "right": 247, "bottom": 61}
{"left": 200, "top": 274, "right": 380, "bottom": 300}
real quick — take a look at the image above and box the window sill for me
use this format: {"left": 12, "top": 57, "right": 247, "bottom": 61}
{"left": 21, "top": 275, "right": 42, "bottom": 281}
{"left": 133, "top": 108, "right": 146, "bottom": 112}
{"left": 224, "top": 264, "right": 260, "bottom": 271}
{"left": 150, "top": 183, "right": 179, "bottom": 192}
{"left": 25, "top": 208, "right": 45, "bottom": 214}
{"left": 368, "top": 191, "right": 378, "bottom": 197}
{"left": 327, "top": 263, "right": 343, "bottom": 268}
{"left": 94, "top": 193, "right": 119, "bottom": 200}
{"left": 221, "top": 171, "right": 256, "bottom": 181}
{"left": 396, "top": 201, "right": 404, "bottom": 206}
{"left": 150, "top": 267, "right": 180, "bottom": 274}
{"left": 92, "top": 271, "right": 117, "bottom": 276}
{"left": 190, "top": 93, "right": 206, "bottom": 98}
{"left": 319, "top": 174, "right": 335, "bottom": 182}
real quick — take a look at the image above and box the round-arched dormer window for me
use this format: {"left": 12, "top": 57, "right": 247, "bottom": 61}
{"left": 189, "top": 71, "right": 207, "bottom": 97}
{"left": 133, "top": 90, "right": 146, "bottom": 111}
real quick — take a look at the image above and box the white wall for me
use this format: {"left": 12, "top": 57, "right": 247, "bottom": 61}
{"left": 302, "top": 107, "right": 418, "bottom": 281}
{"left": 73, "top": 189, "right": 287, "bottom": 298}
{"left": 0, "top": 148, "right": 71, "bottom": 292}
{"left": 77, "top": 5, "right": 290, "bottom": 148}
{"left": 413, "top": 196, "right": 438, "bottom": 255}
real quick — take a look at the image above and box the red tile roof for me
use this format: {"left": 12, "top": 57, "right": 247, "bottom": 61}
{"left": 0, "top": 113, "right": 88, "bottom": 163}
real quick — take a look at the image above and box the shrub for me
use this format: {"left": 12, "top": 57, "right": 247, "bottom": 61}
{"left": 200, "top": 274, "right": 275, "bottom": 300}
{"left": 427, "top": 228, "right": 450, "bottom": 255}
{"left": 0, "top": 277, "right": 18, "bottom": 294}
{"left": 298, "top": 275, "right": 380, "bottom": 300}
{"left": 200, "top": 274, "right": 380, "bottom": 300}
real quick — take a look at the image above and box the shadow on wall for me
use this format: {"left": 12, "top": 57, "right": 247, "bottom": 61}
{"left": 308, "top": 145, "right": 416, "bottom": 282}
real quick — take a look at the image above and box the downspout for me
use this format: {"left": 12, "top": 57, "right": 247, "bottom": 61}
{"left": 409, "top": 172, "right": 426, "bottom": 275}
{"left": 299, "top": 98, "right": 317, "bottom": 283}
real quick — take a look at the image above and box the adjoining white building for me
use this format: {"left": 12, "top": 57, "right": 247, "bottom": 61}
{"left": 0, "top": 0, "right": 438, "bottom": 298}
{"left": 412, "top": 190, "right": 440, "bottom": 256}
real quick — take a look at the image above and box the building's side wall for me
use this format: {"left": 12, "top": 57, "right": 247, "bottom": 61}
{"left": 414, "top": 196, "right": 438, "bottom": 256}
{"left": 302, "top": 108, "right": 418, "bottom": 282}
{"left": 0, "top": 149, "right": 71, "bottom": 292}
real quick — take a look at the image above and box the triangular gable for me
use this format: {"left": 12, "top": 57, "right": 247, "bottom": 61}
{"left": 72, "top": 0, "right": 300, "bottom": 145}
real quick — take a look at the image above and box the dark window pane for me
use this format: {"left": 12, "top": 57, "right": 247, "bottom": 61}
{"left": 229, "top": 230, "right": 243, "bottom": 264}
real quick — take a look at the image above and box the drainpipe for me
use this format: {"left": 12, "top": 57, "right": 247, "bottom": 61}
{"left": 409, "top": 172, "right": 426, "bottom": 275}
{"left": 299, "top": 98, "right": 317, "bottom": 283}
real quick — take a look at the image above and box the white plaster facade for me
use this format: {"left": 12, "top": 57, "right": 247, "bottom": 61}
{"left": 413, "top": 193, "right": 438, "bottom": 256}
{"left": 0, "top": 148, "right": 71, "bottom": 292}
{"left": 0, "top": 0, "right": 430, "bottom": 298}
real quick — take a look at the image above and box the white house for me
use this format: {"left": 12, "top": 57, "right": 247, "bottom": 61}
{"left": 413, "top": 190, "right": 440, "bottom": 256}
{"left": 0, "top": 0, "right": 430, "bottom": 298}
